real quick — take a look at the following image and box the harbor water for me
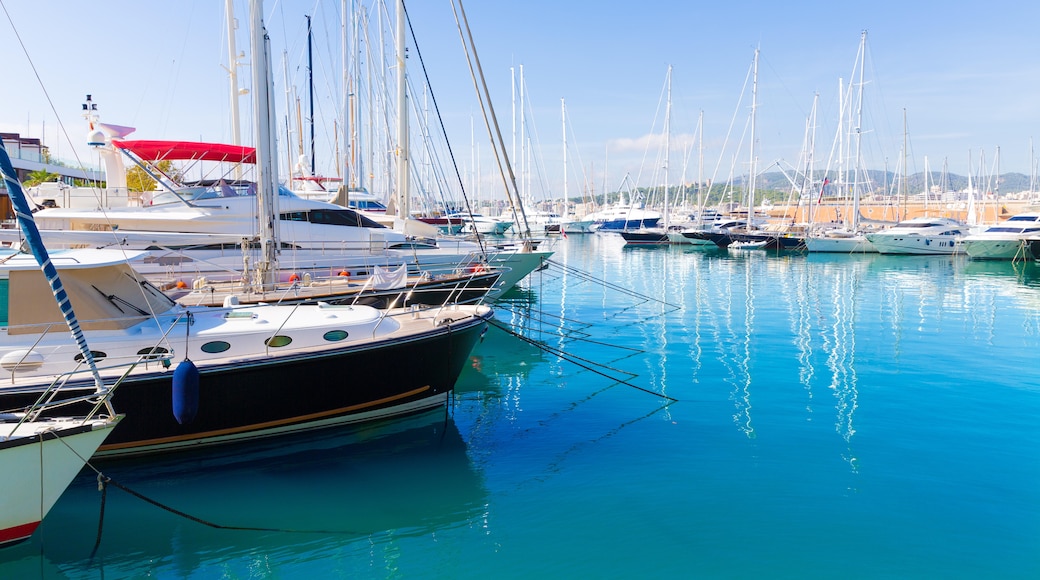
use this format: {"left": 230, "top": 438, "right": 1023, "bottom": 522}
{"left": 2, "top": 233, "right": 1039, "bottom": 578}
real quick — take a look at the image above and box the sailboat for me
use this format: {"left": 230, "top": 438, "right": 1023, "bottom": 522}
{"left": 0, "top": 143, "right": 122, "bottom": 547}
{"left": 0, "top": 0, "right": 493, "bottom": 458}
{"left": 622, "top": 66, "right": 679, "bottom": 246}
{"left": 805, "top": 31, "right": 878, "bottom": 254}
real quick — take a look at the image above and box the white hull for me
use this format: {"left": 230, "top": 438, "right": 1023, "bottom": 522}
{"left": 1, "top": 417, "right": 120, "bottom": 546}
{"left": 868, "top": 237, "right": 963, "bottom": 255}
{"left": 805, "top": 234, "right": 876, "bottom": 253}
{"left": 963, "top": 238, "right": 1027, "bottom": 260}
{"left": 961, "top": 212, "right": 1040, "bottom": 260}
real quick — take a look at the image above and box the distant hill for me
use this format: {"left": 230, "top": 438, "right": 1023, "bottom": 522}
{"left": 753, "top": 170, "right": 1033, "bottom": 198}
{"left": 584, "top": 171, "right": 1036, "bottom": 207}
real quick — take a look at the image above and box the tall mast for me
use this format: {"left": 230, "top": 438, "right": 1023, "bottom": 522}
{"left": 562, "top": 97, "right": 567, "bottom": 206}
{"left": 226, "top": 0, "right": 242, "bottom": 148}
{"left": 748, "top": 48, "right": 759, "bottom": 214}
{"left": 307, "top": 15, "right": 315, "bottom": 175}
{"left": 697, "top": 109, "right": 704, "bottom": 219}
{"left": 394, "top": 0, "right": 409, "bottom": 218}
{"left": 664, "top": 65, "right": 672, "bottom": 228}
{"left": 250, "top": 0, "right": 279, "bottom": 288}
{"left": 851, "top": 30, "right": 867, "bottom": 229}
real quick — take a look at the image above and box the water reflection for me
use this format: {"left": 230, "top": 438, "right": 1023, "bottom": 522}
{"left": 4, "top": 411, "right": 486, "bottom": 578}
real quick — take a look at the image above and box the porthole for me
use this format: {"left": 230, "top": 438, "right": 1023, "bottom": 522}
{"left": 323, "top": 330, "right": 349, "bottom": 342}
{"left": 74, "top": 350, "right": 107, "bottom": 362}
{"left": 265, "top": 335, "right": 293, "bottom": 348}
{"left": 201, "top": 341, "right": 232, "bottom": 354}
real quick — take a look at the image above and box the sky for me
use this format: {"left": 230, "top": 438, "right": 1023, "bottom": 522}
{"left": 3, "top": 0, "right": 1040, "bottom": 202}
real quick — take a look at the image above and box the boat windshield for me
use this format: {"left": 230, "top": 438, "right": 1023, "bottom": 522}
{"left": 148, "top": 182, "right": 296, "bottom": 206}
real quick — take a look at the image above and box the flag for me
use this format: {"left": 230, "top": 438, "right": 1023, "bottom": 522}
{"left": 817, "top": 178, "right": 830, "bottom": 205}
{"left": 561, "top": 226, "right": 568, "bottom": 239}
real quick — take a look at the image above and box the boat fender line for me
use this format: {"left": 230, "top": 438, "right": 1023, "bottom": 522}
{"left": 88, "top": 470, "right": 366, "bottom": 558}
{"left": 172, "top": 310, "right": 199, "bottom": 424}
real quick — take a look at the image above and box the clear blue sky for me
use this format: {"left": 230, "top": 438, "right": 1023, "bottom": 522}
{"left": 3, "top": 0, "right": 1040, "bottom": 200}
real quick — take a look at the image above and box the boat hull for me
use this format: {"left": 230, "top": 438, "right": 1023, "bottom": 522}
{"left": 805, "top": 234, "right": 876, "bottom": 253}
{"left": 0, "top": 418, "right": 119, "bottom": 546}
{"left": 963, "top": 238, "right": 1028, "bottom": 260}
{"left": 866, "top": 236, "right": 963, "bottom": 255}
{"left": 620, "top": 230, "right": 670, "bottom": 245}
{"left": 1, "top": 311, "right": 490, "bottom": 458}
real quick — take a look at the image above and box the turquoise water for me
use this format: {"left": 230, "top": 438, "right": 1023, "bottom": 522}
{"left": 3, "top": 234, "right": 1039, "bottom": 578}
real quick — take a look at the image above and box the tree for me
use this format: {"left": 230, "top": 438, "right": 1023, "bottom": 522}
{"left": 126, "top": 160, "right": 182, "bottom": 192}
{"left": 23, "top": 169, "right": 60, "bottom": 187}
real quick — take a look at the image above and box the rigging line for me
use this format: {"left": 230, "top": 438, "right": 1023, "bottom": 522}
{"left": 489, "top": 319, "right": 639, "bottom": 379}
{"left": 488, "top": 319, "right": 678, "bottom": 402}
{"left": 492, "top": 307, "right": 649, "bottom": 355}
{"left": 0, "top": 1, "right": 105, "bottom": 206}
{"left": 400, "top": 1, "right": 487, "bottom": 258}
{"left": 544, "top": 259, "right": 683, "bottom": 309}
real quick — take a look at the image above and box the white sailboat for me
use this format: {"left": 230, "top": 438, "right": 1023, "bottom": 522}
{"left": 805, "top": 31, "right": 877, "bottom": 254}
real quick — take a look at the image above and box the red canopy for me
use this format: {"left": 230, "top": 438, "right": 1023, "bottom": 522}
{"left": 112, "top": 140, "right": 256, "bottom": 164}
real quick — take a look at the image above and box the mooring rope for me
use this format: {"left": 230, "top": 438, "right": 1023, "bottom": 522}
{"left": 83, "top": 468, "right": 373, "bottom": 561}
{"left": 487, "top": 319, "right": 679, "bottom": 403}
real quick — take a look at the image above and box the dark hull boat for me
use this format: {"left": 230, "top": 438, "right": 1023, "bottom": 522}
{"left": 619, "top": 230, "right": 670, "bottom": 245}
{"left": 0, "top": 297, "right": 491, "bottom": 458}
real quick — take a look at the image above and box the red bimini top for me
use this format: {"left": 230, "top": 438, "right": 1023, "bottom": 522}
{"left": 112, "top": 140, "right": 256, "bottom": 164}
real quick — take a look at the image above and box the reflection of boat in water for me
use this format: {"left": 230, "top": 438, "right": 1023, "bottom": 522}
{"left": 11, "top": 410, "right": 485, "bottom": 572}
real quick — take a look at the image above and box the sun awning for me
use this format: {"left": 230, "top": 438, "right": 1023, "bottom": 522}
{"left": 112, "top": 140, "right": 256, "bottom": 164}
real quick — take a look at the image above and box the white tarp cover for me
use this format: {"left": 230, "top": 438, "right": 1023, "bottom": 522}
{"left": 370, "top": 264, "right": 407, "bottom": 290}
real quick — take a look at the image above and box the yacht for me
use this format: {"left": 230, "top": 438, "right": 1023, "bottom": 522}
{"left": 864, "top": 217, "right": 968, "bottom": 255}
{"left": 960, "top": 211, "right": 1040, "bottom": 260}
{"left": 6, "top": 138, "right": 550, "bottom": 298}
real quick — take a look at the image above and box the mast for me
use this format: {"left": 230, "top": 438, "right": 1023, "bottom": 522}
{"left": 225, "top": 0, "right": 245, "bottom": 180}
{"left": 225, "top": 0, "right": 242, "bottom": 148}
{"left": 250, "top": 0, "right": 279, "bottom": 288}
{"left": 341, "top": 0, "right": 348, "bottom": 187}
{"left": 663, "top": 65, "right": 672, "bottom": 228}
{"left": 697, "top": 109, "right": 704, "bottom": 221}
{"left": 851, "top": 30, "right": 867, "bottom": 230}
{"left": 394, "top": 0, "right": 409, "bottom": 219}
{"left": 306, "top": 14, "right": 315, "bottom": 176}
{"left": 748, "top": 49, "right": 759, "bottom": 216}
{"left": 562, "top": 97, "right": 567, "bottom": 208}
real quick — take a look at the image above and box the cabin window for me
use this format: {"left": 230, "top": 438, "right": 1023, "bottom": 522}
{"left": 264, "top": 335, "right": 293, "bottom": 348}
{"left": 280, "top": 209, "right": 385, "bottom": 229}
{"left": 323, "top": 330, "right": 349, "bottom": 342}
{"left": 74, "top": 351, "right": 108, "bottom": 363}
{"left": 201, "top": 341, "right": 232, "bottom": 354}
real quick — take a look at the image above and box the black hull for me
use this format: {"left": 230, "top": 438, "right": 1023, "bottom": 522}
{"left": 682, "top": 231, "right": 733, "bottom": 247}
{"left": 620, "top": 231, "right": 669, "bottom": 245}
{"left": 1, "top": 312, "right": 490, "bottom": 457}
{"left": 731, "top": 232, "right": 807, "bottom": 251}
